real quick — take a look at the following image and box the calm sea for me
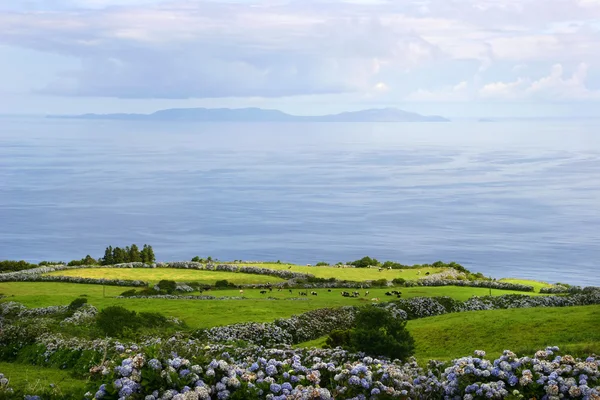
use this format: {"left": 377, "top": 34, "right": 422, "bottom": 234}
{"left": 1, "top": 117, "right": 599, "bottom": 286}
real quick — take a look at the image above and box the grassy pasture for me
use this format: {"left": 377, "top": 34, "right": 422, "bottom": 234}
{"left": 43, "top": 268, "right": 284, "bottom": 285}
{"left": 250, "top": 263, "right": 446, "bottom": 281}
{"left": 0, "top": 362, "right": 88, "bottom": 397}
{"left": 1, "top": 281, "right": 542, "bottom": 328}
{"left": 298, "top": 305, "right": 600, "bottom": 361}
{"left": 499, "top": 278, "right": 551, "bottom": 292}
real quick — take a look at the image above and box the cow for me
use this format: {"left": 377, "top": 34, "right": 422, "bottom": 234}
{"left": 311, "top": 291, "right": 318, "bottom": 296}
{"left": 260, "top": 290, "right": 267, "bottom": 295}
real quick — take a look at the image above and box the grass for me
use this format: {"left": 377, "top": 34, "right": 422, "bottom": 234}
{"left": 499, "top": 278, "right": 551, "bottom": 293}
{"left": 409, "top": 305, "right": 600, "bottom": 360}
{"left": 0, "top": 282, "right": 542, "bottom": 328}
{"left": 251, "top": 263, "right": 446, "bottom": 281}
{"left": 0, "top": 362, "right": 88, "bottom": 396}
{"left": 296, "top": 305, "right": 600, "bottom": 361}
{"left": 43, "top": 268, "right": 284, "bottom": 285}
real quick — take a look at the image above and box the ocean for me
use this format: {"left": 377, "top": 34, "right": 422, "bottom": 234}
{"left": 1, "top": 117, "right": 599, "bottom": 286}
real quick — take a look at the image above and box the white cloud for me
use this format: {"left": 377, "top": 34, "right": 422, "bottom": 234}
{"left": 406, "top": 81, "right": 471, "bottom": 102}
{"left": 480, "top": 63, "right": 600, "bottom": 100}
{"left": 1, "top": 0, "right": 600, "bottom": 101}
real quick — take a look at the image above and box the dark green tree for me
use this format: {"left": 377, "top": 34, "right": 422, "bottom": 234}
{"left": 141, "top": 244, "right": 155, "bottom": 263}
{"left": 129, "top": 244, "right": 142, "bottom": 262}
{"left": 102, "top": 246, "right": 114, "bottom": 265}
{"left": 82, "top": 255, "right": 97, "bottom": 265}
{"left": 112, "top": 247, "right": 127, "bottom": 264}
{"left": 349, "top": 306, "right": 415, "bottom": 360}
{"left": 350, "top": 256, "right": 380, "bottom": 268}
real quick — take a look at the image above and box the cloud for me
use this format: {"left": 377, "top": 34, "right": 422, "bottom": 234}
{"left": 480, "top": 63, "right": 600, "bottom": 100}
{"left": 1, "top": 0, "right": 600, "bottom": 101}
{"left": 406, "top": 81, "right": 471, "bottom": 102}
{"left": 0, "top": 1, "right": 442, "bottom": 98}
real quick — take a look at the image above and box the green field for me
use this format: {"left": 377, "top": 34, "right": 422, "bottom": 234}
{"left": 499, "top": 278, "right": 551, "bottom": 292}
{"left": 250, "top": 263, "right": 446, "bottom": 281}
{"left": 43, "top": 268, "right": 284, "bottom": 285}
{"left": 0, "top": 281, "right": 542, "bottom": 328}
{"left": 0, "top": 362, "right": 87, "bottom": 397}
{"left": 298, "top": 305, "right": 600, "bottom": 361}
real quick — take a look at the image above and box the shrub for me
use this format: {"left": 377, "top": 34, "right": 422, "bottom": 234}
{"left": 38, "top": 260, "right": 65, "bottom": 266}
{"left": 138, "top": 312, "right": 169, "bottom": 328}
{"left": 349, "top": 306, "right": 415, "bottom": 360}
{"left": 316, "top": 262, "right": 330, "bottom": 266}
{"left": 68, "top": 297, "right": 88, "bottom": 310}
{"left": 325, "top": 329, "right": 352, "bottom": 348}
{"left": 382, "top": 261, "right": 405, "bottom": 269}
{"left": 349, "top": 256, "right": 379, "bottom": 268}
{"left": 215, "top": 279, "right": 235, "bottom": 288}
{"left": 392, "top": 278, "right": 406, "bottom": 286}
{"left": 96, "top": 306, "right": 138, "bottom": 337}
{"left": 0, "top": 260, "right": 37, "bottom": 273}
{"left": 67, "top": 255, "right": 97, "bottom": 266}
{"left": 372, "top": 278, "right": 389, "bottom": 287}
{"left": 120, "top": 289, "right": 138, "bottom": 297}
{"left": 156, "top": 280, "right": 177, "bottom": 294}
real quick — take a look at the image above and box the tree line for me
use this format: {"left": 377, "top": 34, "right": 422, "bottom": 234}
{"left": 101, "top": 244, "right": 155, "bottom": 265}
{"left": 0, "top": 244, "right": 156, "bottom": 272}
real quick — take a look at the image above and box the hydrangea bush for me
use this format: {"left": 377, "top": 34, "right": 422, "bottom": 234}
{"left": 84, "top": 346, "right": 600, "bottom": 400}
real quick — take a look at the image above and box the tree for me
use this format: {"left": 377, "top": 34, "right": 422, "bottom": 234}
{"left": 129, "top": 244, "right": 142, "bottom": 263}
{"left": 326, "top": 306, "right": 415, "bottom": 360}
{"left": 102, "top": 246, "right": 114, "bottom": 265}
{"left": 82, "top": 255, "right": 97, "bottom": 265}
{"left": 350, "top": 256, "right": 380, "bottom": 268}
{"left": 141, "top": 244, "right": 155, "bottom": 263}
{"left": 349, "top": 306, "right": 415, "bottom": 360}
{"left": 112, "top": 247, "right": 127, "bottom": 264}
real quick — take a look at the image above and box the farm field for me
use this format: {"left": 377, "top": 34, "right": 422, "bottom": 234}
{"left": 43, "top": 267, "right": 284, "bottom": 285}
{"left": 0, "top": 305, "right": 597, "bottom": 398}
{"left": 1, "top": 260, "right": 599, "bottom": 399}
{"left": 0, "top": 281, "right": 544, "bottom": 328}
{"left": 297, "top": 304, "right": 600, "bottom": 360}
{"left": 0, "top": 362, "right": 88, "bottom": 398}
{"left": 499, "top": 278, "right": 552, "bottom": 292}
{"left": 246, "top": 263, "right": 447, "bottom": 281}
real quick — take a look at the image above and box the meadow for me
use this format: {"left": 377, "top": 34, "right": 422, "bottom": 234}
{"left": 239, "top": 263, "right": 447, "bottom": 281}
{"left": 0, "top": 261, "right": 598, "bottom": 399}
{"left": 0, "top": 279, "right": 545, "bottom": 328}
{"left": 298, "top": 304, "right": 600, "bottom": 360}
{"left": 43, "top": 268, "right": 284, "bottom": 285}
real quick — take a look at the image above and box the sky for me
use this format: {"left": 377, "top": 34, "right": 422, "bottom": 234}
{"left": 1, "top": 0, "right": 600, "bottom": 118}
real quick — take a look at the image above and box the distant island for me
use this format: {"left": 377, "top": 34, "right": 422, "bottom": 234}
{"left": 48, "top": 107, "right": 449, "bottom": 122}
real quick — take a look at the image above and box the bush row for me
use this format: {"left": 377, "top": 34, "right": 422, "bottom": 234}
{"left": 83, "top": 346, "right": 599, "bottom": 400}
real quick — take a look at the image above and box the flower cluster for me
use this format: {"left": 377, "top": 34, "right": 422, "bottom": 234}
{"left": 459, "top": 292, "right": 600, "bottom": 311}
{"left": 61, "top": 305, "right": 99, "bottom": 326}
{"left": 540, "top": 285, "right": 600, "bottom": 294}
{"left": 0, "top": 373, "right": 14, "bottom": 396}
{"left": 0, "top": 301, "right": 68, "bottom": 317}
{"left": 204, "top": 307, "right": 358, "bottom": 346}
{"left": 87, "top": 347, "right": 600, "bottom": 400}
{"left": 0, "top": 273, "right": 148, "bottom": 287}
{"left": 419, "top": 268, "right": 466, "bottom": 281}
{"left": 443, "top": 347, "right": 600, "bottom": 400}
{"left": 414, "top": 279, "right": 534, "bottom": 292}
{"left": 117, "top": 295, "right": 247, "bottom": 300}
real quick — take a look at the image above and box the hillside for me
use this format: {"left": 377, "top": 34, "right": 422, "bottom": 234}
{"left": 48, "top": 107, "right": 449, "bottom": 122}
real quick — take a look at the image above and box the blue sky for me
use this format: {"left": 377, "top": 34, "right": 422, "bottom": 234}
{"left": 1, "top": 0, "right": 600, "bottom": 117}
